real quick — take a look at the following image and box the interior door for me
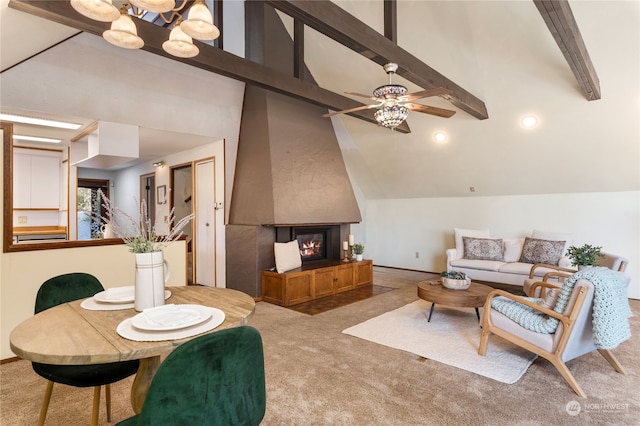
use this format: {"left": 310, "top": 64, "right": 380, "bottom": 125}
{"left": 140, "top": 173, "right": 155, "bottom": 223}
{"left": 194, "top": 159, "right": 216, "bottom": 286}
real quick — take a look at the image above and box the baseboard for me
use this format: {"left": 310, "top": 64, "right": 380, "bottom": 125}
{"left": 1, "top": 356, "right": 21, "bottom": 365}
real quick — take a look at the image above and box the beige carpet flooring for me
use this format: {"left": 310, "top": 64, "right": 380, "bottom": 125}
{"left": 1, "top": 267, "right": 639, "bottom": 425}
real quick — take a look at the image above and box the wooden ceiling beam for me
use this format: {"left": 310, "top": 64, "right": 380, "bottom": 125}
{"left": 534, "top": 0, "right": 601, "bottom": 100}
{"left": 7, "top": 0, "right": 411, "bottom": 133}
{"left": 263, "top": 0, "right": 488, "bottom": 120}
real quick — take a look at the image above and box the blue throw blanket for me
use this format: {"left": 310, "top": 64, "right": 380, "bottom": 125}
{"left": 491, "top": 267, "right": 632, "bottom": 349}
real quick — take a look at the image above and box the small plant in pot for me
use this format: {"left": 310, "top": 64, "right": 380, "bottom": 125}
{"left": 440, "top": 270, "right": 471, "bottom": 290}
{"left": 566, "top": 244, "right": 604, "bottom": 269}
{"left": 353, "top": 243, "right": 365, "bottom": 261}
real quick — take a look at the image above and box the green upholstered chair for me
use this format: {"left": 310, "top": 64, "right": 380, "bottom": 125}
{"left": 116, "top": 326, "right": 266, "bottom": 426}
{"left": 32, "top": 272, "right": 140, "bottom": 426}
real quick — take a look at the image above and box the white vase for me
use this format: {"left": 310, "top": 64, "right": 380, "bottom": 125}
{"left": 101, "top": 223, "right": 114, "bottom": 239}
{"left": 356, "top": 254, "right": 363, "bottom": 261}
{"left": 134, "top": 251, "right": 170, "bottom": 312}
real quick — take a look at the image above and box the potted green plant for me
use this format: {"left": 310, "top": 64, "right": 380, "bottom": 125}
{"left": 353, "top": 243, "right": 365, "bottom": 261}
{"left": 440, "top": 270, "right": 471, "bottom": 290}
{"left": 566, "top": 244, "right": 604, "bottom": 269}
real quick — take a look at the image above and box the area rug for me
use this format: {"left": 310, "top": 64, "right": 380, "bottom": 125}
{"left": 342, "top": 300, "right": 537, "bottom": 384}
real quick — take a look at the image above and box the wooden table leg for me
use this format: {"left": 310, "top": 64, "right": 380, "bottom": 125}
{"left": 131, "top": 356, "right": 161, "bottom": 414}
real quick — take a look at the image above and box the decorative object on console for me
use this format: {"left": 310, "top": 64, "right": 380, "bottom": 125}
{"left": 440, "top": 271, "right": 471, "bottom": 290}
{"left": 97, "top": 190, "right": 193, "bottom": 311}
{"left": 274, "top": 240, "right": 303, "bottom": 273}
{"left": 70, "top": 0, "right": 220, "bottom": 58}
{"left": 566, "top": 244, "right": 604, "bottom": 268}
{"left": 353, "top": 243, "right": 365, "bottom": 262}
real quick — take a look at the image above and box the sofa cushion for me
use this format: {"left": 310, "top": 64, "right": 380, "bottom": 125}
{"left": 454, "top": 228, "right": 490, "bottom": 260}
{"left": 498, "top": 262, "right": 541, "bottom": 276}
{"left": 274, "top": 240, "right": 302, "bottom": 273}
{"left": 450, "top": 258, "right": 505, "bottom": 272}
{"left": 531, "top": 229, "right": 573, "bottom": 253}
{"left": 503, "top": 238, "right": 525, "bottom": 263}
{"left": 519, "top": 237, "right": 566, "bottom": 265}
{"left": 462, "top": 237, "right": 504, "bottom": 261}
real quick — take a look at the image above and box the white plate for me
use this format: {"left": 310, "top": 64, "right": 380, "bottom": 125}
{"left": 94, "top": 286, "right": 135, "bottom": 304}
{"left": 131, "top": 304, "right": 212, "bottom": 331}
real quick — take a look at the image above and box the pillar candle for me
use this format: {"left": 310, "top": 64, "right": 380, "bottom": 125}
{"left": 348, "top": 234, "right": 354, "bottom": 246}
{"left": 343, "top": 241, "right": 348, "bottom": 250}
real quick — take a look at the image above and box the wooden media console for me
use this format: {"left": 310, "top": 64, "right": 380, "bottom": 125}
{"left": 261, "top": 259, "right": 373, "bottom": 307}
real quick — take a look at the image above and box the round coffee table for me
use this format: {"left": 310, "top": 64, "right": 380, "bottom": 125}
{"left": 417, "top": 279, "right": 494, "bottom": 322}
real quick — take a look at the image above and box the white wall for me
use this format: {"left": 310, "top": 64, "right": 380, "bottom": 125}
{"left": 358, "top": 191, "right": 639, "bottom": 299}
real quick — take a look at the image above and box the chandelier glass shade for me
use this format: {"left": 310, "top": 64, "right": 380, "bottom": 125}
{"left": 103, "top": 7, "right": 144, "bottom": 49}
{"left": 71, "top": 0, "right": 219, "bottom": 58}
{"left": 374, "top": 105, "right": 409, "bottom": 129}
{"left": 70, "top": 0, "right": 120, "bottom": 22}
{"left": 162, "top": 21, "right": 199, "bottom": 58}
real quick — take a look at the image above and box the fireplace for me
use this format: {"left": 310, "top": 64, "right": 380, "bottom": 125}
{"left": 276, "top": 225, "right": 341, "bottom": 264}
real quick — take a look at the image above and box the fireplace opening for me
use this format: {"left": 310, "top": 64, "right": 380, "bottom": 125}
{"left": 276, "top": 225, "right": 341, "bottom": 264}
{"left": 296, "top": 232, "right": 326, "bottom": 262}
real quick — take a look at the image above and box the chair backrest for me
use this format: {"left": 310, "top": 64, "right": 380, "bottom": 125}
{"left": 597, "top": 252, "right": 628, "bottom": 272}
{"left": 135, "top": 326, "right": 266, "bottom": 426}
{"left": 35, "top": 272, "right": 104, "bottom": 314}
{"left": 555, "top": 271, "right": 631, "bottom": 361}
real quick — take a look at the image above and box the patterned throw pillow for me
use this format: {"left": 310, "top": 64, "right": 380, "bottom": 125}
{"left": 518, "top": 237, "right": 565, "bottom": 265}
{"left": 462, "top": 237, "right": 504, "bottom": 261}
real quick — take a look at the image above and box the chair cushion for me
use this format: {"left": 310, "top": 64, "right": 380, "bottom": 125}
{"left": 518, "top": 237, "right": 566, "bottom": 265}
{"left": 450, "top": 258, "right": 505, "bottom": 272}
{"left": 462, "top": 237, "right": 504, "bottom": 261}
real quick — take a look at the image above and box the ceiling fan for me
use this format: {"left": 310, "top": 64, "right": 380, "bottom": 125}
{"left": 323, "top": 63, "right": 456, "bottom": 129}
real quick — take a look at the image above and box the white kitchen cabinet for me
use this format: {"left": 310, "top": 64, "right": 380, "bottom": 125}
{"left": 13, "top": 148, "right": 62, "bottom": 209}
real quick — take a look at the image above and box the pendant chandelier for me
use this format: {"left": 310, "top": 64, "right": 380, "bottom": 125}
{"left": 70, "top": 0, "right": 220, "bottom": 58}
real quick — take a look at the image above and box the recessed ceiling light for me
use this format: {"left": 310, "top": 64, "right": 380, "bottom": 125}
{"left": 433, "top": 131, "right": 448, "bottom": 143}
{"left": 0, "top": 112, "right": 82, "bottom": 130}
{"left": 13, "top": 134, "right": 62, "bottom": 144}
{"left": 521, "top": 115, "right": 538, "bottom": 128}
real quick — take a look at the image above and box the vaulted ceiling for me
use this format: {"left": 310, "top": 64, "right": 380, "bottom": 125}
{"left": 1, "top": 0, "right": 638, "bottom": 200}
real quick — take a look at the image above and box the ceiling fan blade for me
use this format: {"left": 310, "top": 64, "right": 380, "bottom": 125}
{"left": 402, "top": 87, "right": 452, "bottom": 102}
{"left": 407, "top": 103, "right": 456, "bottom": 118}
{"left": 344, "top": 91, "right": 378, "bottom": 101}
{"left": 322, "top": 104, "right": 377, "bottom": 117}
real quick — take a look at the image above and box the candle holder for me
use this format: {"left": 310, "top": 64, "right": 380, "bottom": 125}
{"left": 343, "top": 248, "right": 350, "bottom": 262}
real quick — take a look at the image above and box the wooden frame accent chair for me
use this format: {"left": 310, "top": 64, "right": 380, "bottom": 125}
{"left": 478, "top": 269, "right": 630, "bottom": 398}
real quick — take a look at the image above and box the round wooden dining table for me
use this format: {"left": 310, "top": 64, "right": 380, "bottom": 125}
{"left": 10, "top": 286, "right": 256, "bottom": 413}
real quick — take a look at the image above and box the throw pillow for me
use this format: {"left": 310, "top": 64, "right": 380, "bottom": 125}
{"left": 519, "top": 237, "right": 566, "bottom": 265}
{"left": 462, "top": 237, "right": 504, "bottom": 261}
{"left": 454, "top": 228, "right": 490, "bottom": 260}
{"left": 503, "top": 238, "right": 525, "bottom": 263}
{"left": 274, "top": 240, "right": 302, "bottom": 273}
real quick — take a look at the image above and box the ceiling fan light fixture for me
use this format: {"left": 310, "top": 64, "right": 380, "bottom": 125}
{"left": 181, "top": 0, "right": 220, "bottom": 40}
{"left": 103, "top": 7, "right": 144, "bottom": 49}
{"left": 162, "top": 22, "right": 199, "bottom": 58}
{"left": 375, "top": 105, "right": 409, "bottom": 129}
{"left": 70, "top": 0, "right": 120, "bottom": 22}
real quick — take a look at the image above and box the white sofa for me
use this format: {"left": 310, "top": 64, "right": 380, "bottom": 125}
{"left": 446, "top": 228, "right": 574, "bottom": 287}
